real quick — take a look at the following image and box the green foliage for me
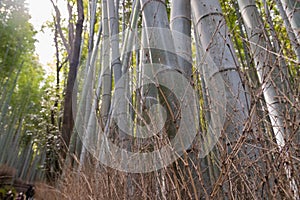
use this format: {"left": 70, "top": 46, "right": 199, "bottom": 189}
{"left": 0, "top": 0, "right": 55, "bottom": 182}
{"left": 0, "top": 186, "right": 16, "bottom": 199}
{"left": 0, "top": 0, "right": 45, "bottom": 137}
{"left": 0, "top": 0, "right": 36, "bottom": 76}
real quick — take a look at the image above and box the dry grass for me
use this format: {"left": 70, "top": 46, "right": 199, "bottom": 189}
{"left": 35, "top": 68, "right": 300, "bottom": 200}
{"left": 35, "top": 137, "right": 300, "bottom": 200}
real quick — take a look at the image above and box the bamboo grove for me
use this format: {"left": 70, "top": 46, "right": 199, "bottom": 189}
{"left": 0, "top": 0, "right": 299, "bottom": 199}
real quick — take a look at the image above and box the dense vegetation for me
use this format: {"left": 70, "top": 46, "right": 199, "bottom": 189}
{"left": 0, "top": 0, "right": 47, "bottom": 180}
{"left": 0, "top": 0, "right": 299, "bottom": 199}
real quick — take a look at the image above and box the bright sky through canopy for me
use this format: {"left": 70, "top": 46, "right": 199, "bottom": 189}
{"left": 25, "top": 0, "right": 55, "bottom": 67}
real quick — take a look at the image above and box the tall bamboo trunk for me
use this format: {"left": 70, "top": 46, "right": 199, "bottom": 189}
{"left": 280, "top": 0, "right": 300, "bottom": 45}
{"left": 170, "top": 0, "right": 192, "bottom": 80}
{"left": 170, "top": 1, "right": 201, "bottom": 199}
{"left": 275, "top": 0, "right": 300, "bottom": 62}
{"left": 191, "top": 0, "right": 251, "bottom": 197}
{"left": 108, "top": 0, "right": 122, "bottom": 83}
{"left": 238, "top": 0, "right": 298, "bottom": 198}
{"left": 100, "top": 0, "right": 112, "bottom": 129}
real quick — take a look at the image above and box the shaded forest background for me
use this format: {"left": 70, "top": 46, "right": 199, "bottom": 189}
{"left": 0, "top": 0, "right": 299, "bottom": 199}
